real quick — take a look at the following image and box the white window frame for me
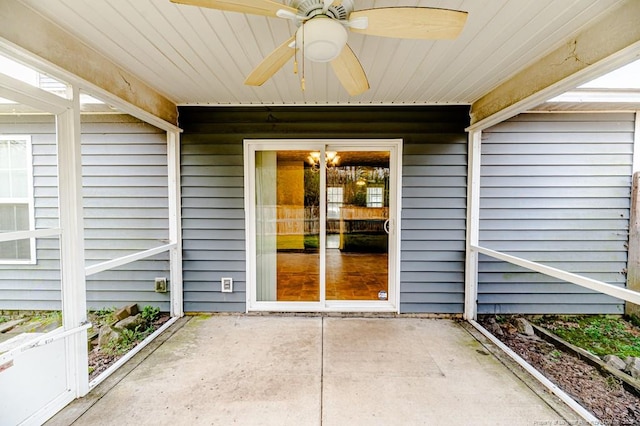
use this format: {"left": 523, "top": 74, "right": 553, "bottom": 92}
{"left": 327, "top": 186, "right": 343, "bottom": 219}
{"left": 0, "top": 134, "right": 35, "bottom": 264}
{"left": 366, "top": 186, "right": 383, "bottom": 208}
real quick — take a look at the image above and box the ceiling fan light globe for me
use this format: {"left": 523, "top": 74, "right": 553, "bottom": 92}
{"left": 296, "top": 17, "right": 348, "bottom": 62}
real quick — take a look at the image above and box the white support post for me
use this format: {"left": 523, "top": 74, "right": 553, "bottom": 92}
{"left": 167, "top": 130, "right": 184, "bottom": 317}
{"left": 634, "top": 111, "right": 640, "bottom": 175}
{"left": 627, "top": 111, "right": 640, "bottom": 316}
{"left": 56, "top": 86, "right": 89, "bottom": 396}
{"left": 464, "top": 130, "right": 482, "bottom": 320}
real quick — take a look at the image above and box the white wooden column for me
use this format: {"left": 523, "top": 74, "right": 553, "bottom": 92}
{"left": 57, "top": 86, "right": 89, "bottom": 396}
{"left": 464, "top": 130, "right": 482, "bottom": 320}
{"left": 167, "top": 130, "right": 184, "bottom": 317}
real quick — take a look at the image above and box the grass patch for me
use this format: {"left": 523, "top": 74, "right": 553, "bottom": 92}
{"left": 533, "top": 315, "right": 640, "bottom": 358}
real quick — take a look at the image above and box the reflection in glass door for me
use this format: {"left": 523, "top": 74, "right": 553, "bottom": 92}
{"left": 325, "top": 151, "right": 390, "bottom": 301}
{"left": 248, "top": 141, "right": 399, "bottom": 310}
{"left": 255, "top": 150, "right": 320, "bottom": 302}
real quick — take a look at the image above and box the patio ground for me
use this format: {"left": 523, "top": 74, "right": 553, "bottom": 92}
{"left": 47, "top": 315, "right": 580, "bottom": 425}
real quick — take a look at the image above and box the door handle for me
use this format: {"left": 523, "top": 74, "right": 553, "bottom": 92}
{"left": 384, "top": 219, "right": 390, "bottom": 234}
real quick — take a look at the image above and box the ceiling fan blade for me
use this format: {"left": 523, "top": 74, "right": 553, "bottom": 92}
{"left": 349, "top": 7, "right": 468, "bottom": 39}
{"left": 171, "top": 0, "right": 297, "bottom": 18}
{"left": 330, "top": 44, "right": 369, "bottom": 96}
{"left": 245, "top": 36, "right": 297, "bottom": 86}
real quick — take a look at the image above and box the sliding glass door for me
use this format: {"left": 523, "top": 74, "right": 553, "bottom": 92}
{"left": 254, "top": 150, "right": 320, "bottom": 302}
{"left": 246, "top": 140, "right": 401, "bottom": 311}
{"left": 325, "top": 150, "right": 390, "bottom": 301}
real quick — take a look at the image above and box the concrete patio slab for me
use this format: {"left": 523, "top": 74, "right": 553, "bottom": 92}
{"left": 48, "top": 315, "right": 577, "bottom": 426}
{"left": 322, "top": 318, "right": 566, "bottom": 425}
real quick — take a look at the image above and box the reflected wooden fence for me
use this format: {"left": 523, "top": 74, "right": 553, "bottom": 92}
{"left": 271, "top": 206, "right": 388, "bottom": 235}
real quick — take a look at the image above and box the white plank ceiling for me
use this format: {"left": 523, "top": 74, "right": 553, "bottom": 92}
{"left": 19, "top": 0, "right": 628, "bottom": 106}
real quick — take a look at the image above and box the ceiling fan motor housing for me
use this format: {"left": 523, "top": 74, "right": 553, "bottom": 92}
{"left": 286, "top": 0, "right": 353, "bottom": 20}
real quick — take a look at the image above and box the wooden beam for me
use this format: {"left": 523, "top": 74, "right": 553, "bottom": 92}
{"left": 470, "top": 0, "right": 640, "bottom": 126}
{"left": 0, "top": 0, "right": 177, "bottom": 125}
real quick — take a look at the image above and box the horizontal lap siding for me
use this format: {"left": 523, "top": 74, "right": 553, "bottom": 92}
{"left": 82, "top": 115, "right": 170, "bottom": 311}
{"left": 178, "top": 106, "right": 470, "bottom": 313}
{"left": 0, "top": 116, "right": 61, "bottom": 309}
{"left": 181, "top": 137, "right": 246, "bottom": 313}
{"left": 478, "top": 112, "right": 634, "bottom": 314}
{"left": 0, "top": 115, "right": 170, "bottom": 311}
{"left": 402, "top": 135, "right": 467, "bottom": 313}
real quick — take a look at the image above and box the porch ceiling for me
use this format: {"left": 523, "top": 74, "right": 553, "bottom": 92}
{"left": 14, "top": 0, "right": 636, "bottom": 108}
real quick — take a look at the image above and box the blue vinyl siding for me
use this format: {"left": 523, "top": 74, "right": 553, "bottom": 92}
{"left": 478, "top": 112, "right": 634, "bottom": 314}
{"left": 179, "top": 106, "right": 470, "bottom": 313}
{"left": 0, "top": 114, "right": 170, "bottom": 311}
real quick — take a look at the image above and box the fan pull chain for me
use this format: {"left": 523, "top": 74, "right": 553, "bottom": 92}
{"left": 293, "top": 34, "right": 298, "bottom": 75}
{"left": 301, "top": 22, "right": 305, "bottom": 91}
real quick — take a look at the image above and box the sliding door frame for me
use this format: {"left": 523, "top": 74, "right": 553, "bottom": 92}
{"left": 244, "top": 139, "right": 402, "bottom": 313}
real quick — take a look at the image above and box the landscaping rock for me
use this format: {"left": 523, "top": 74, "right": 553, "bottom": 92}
{"left": 603, "top": 354, "right": 626, "bottom": 371}
{"left": 114, "top": 313, "right": 145, "bottom": 331}
{"left": 98, "top": 326, "right": 121, "bottom": 348}
{"left": 484, "top": 317, "right": 503, "bottom": 336}
{"left": 515, "top": 317, "right": 535, "bottom": 336}
{"left": 114, "top": 304, "right": 139, "bottom": 321}
{"left": 624, "top": 356, "right": 640, "bottom": 379}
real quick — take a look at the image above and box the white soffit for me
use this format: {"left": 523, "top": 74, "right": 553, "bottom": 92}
{"left": 16, "top": 0, "right": 629, "bottom": 105}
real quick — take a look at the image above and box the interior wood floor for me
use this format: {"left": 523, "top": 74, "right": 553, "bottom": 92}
{"left": 276, "top": 250, "right": 388, "bottom": 301}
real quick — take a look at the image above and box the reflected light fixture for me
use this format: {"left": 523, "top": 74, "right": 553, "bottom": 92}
{"left": 307, "top": 151, "right": 340, "bottom": 172}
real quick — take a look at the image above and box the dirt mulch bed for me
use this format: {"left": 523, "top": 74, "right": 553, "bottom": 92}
{"left": 479, "top": 316, "right": 640, "bottom": 426}
{"left": 88, "top": 314, "right": 171, "bottom": 381}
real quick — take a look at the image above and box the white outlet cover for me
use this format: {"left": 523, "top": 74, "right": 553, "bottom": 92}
{"left": 221, "top": 277, "right": 233, "bottom": 293}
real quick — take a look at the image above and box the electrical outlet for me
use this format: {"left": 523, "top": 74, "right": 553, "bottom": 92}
{"left": 221, "top": 277, "right": 233, "bottom": 293}
{"left": 154, "top": 277, "right": 167, "bottom": 293}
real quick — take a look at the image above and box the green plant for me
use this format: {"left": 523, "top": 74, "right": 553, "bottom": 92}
{"left": 533, "top": 315, "right": 640, "bottom": 358}
{"left": 549, "top": 349, "right": 562, "bottom": 361}
{"left": 605, "top": 375, "right": 622, "bottom": 391}
{"left": 141, "top": 305, "right": 160, "bottom": 323}
{"left": 94, "top": 307, "right": 115, "bottom": 317}
{"left": 92, "top": 307, "right": 116, "bottom": 325}
{"left": 352, "top": 191, "right": 367, "bottom": 207}
{"left": 119, "top": 327, "right": 142, "bottom": 348}
{"left": 304, "top": 234, "right": 319, "bottom": 249}
{"left": 104, "top": 325, "right": 152, "bottom": 355}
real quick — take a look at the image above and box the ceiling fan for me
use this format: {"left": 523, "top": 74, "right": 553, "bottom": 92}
{"left": 171, "top": 0, "right": 468, "bottom": 96}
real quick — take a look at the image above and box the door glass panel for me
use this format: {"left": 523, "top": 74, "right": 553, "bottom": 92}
{"left": 255, "top": 150, "right": 320, "bottom": 301}
{"left": 325, "top": 151, "right": 390, "bottom": 300}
